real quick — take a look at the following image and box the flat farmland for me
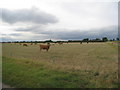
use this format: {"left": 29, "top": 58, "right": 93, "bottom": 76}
{"left": 2, "top": 42, "right": 118, "bottom": 88}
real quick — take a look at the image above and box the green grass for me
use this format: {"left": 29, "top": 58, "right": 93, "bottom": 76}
{"left": 2, "top": 42, "right": 118, "bottom": 88}
{"left": 3, "top": 57, "right": 92, "bottom": 88}
{"left": 0, "top": 43, "right": 2, "bottom": 88}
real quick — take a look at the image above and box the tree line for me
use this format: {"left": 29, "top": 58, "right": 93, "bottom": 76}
{"left": 2, "top": 37, "right": 119, "bottom": 43}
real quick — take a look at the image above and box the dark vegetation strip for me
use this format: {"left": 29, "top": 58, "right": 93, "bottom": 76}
{"left": 3, "top": 57, "right": 93, "bottom": 88}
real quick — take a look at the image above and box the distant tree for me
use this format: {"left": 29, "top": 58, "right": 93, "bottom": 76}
{"left": 113, "top": 39, "right": 115, "bottom": 41}
{"left": 68, "top": 40, "right": 72, "bottom": 42}
{"left": 45, "top": 39, "right": 53, "bottom": 43}
{"left": 95, "top": 38, "right": 101, "bottom": 41}
{"left": 82, "top": 38, "right": 89, "bottom": 42}
{"left": 102, "top": 37, "right": 108, "bottom": 42}
{"left": 34, "top": 41, "right": 37, "bottom": 45}
{"left": 116, "top": 38, "right": 119, "bottom": 41}
{"left": 109, "top": 39, "right": 113, "bottom": 41}
{"left": 80, "top": 41, "right": 82, "bottom": 44}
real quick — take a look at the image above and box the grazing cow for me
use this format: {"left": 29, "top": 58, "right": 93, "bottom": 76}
{"left": 23, "top": 44, "right": 28, "bottom": 46}
{"left": 34, "top": 43, "right": 37, "bottom": 45}
{"left": 80, "top": 41, "right": 82, "bottom": 44}
{"left": 58, "top": 42, "right": 63, "bottom": 45}
{"left": 39, "top": 44, "right": 50, "bottom": 51}
{"left": 54, "top": 42, "right": 57, "bottom": 45}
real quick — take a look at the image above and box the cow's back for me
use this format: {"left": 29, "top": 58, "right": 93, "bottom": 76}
{"left": 39, "top": 44, "right": 50, "bottom": 51}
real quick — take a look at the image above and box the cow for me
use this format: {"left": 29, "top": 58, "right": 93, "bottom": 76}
{"left": 58, "top": 42, "right": 63, "bottom": 45}
{"left": 39, "top": 44, "right": 50, "bottom": 51}
{"left": 80, "top": 41, "right": 82, "bottom": 44}
{"left": 23, "top": 44, "right": 28, "bottom": 46}
{"left": 34, "top": 43, "right": 37, "bottom": 45}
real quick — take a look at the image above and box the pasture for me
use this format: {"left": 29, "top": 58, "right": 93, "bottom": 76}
{"left": 2, "top": 42, "right": 118, "bottom": 88}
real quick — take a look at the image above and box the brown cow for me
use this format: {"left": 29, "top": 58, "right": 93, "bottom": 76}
{"left": 39, "top": 44, "right": 50, "bottom": 51}
{"left": 58, "top": 42, "right": 63, "bottom": 45}
{"left": 23, "top": 44, "right": 28, "bottom": 46}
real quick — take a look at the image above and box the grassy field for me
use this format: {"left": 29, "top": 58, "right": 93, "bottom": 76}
{"left": 2, "top": 42, "right": 118, "bottom": 88}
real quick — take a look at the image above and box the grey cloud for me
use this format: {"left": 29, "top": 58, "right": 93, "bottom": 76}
{"left": 2, "top": 36, "right": 14, "bottom": 42}
{"left": 15, "top": 26, "right": 40, "bottom": 32}
{"left": 1, "top": 8, "right": 58, "bottom": 24}
{"left": 2, "top": 33, "right": 22, "bottom": 36}
{"left": 34, "top": 26, "right": 118, "bottom": 40}
{"left": 1, "top": 33, "right": 21, "bottom": 42}
{"left": 15, "top": 25, "right": 50, "bottom": 35}
{"left": 17, "top": 25, "right": 118, "bottom": 40}
{"left": 9, "top": 33, "right": 23, "bottom": 36}
{"left": 1, "top": 33, "right": 49, "bottom": 42}
{"left": 3, "top": 26, "right": 118, "bottom": 41}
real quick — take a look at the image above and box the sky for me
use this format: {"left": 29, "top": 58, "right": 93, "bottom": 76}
{"left": 0, "top": 0, "right": 119, "bottom": 41}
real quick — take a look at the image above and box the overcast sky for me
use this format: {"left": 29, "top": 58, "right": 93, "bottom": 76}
{"left": 0, "top": 0, "right": 119, "bottom": 41}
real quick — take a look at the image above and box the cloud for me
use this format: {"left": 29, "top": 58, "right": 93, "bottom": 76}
{"left": 43, "top": 26, "right": 117, "bottom": 40}
{"left": 2, "top": 25, "right": 117, "bottom": 42}
{"left": 15, "top": 26, "right": 40, "bottom": 32}
{"left": 1, "top": 33, "right": 22, "bottom": 41}
{"left": 57, "top": 26, "right": 118, "bottom": 40}
{"left": 1, "top": 7, "right": 58, "bottom": 24}
{"left": 1, "top": 35, "right": 14, "bottom": 42}
{"left": 9, "top": 33, "right": 23, "bottom": 36}
{"left": 13, "top": 25, "right": 118, "bottom": 41}
{"left": 1, "top": 32, "right": 49, "bottom": 42}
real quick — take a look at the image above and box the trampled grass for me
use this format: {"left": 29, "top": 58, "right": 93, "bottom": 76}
{"left": 2, "top": 42, "right": 118, "bottom": 88}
